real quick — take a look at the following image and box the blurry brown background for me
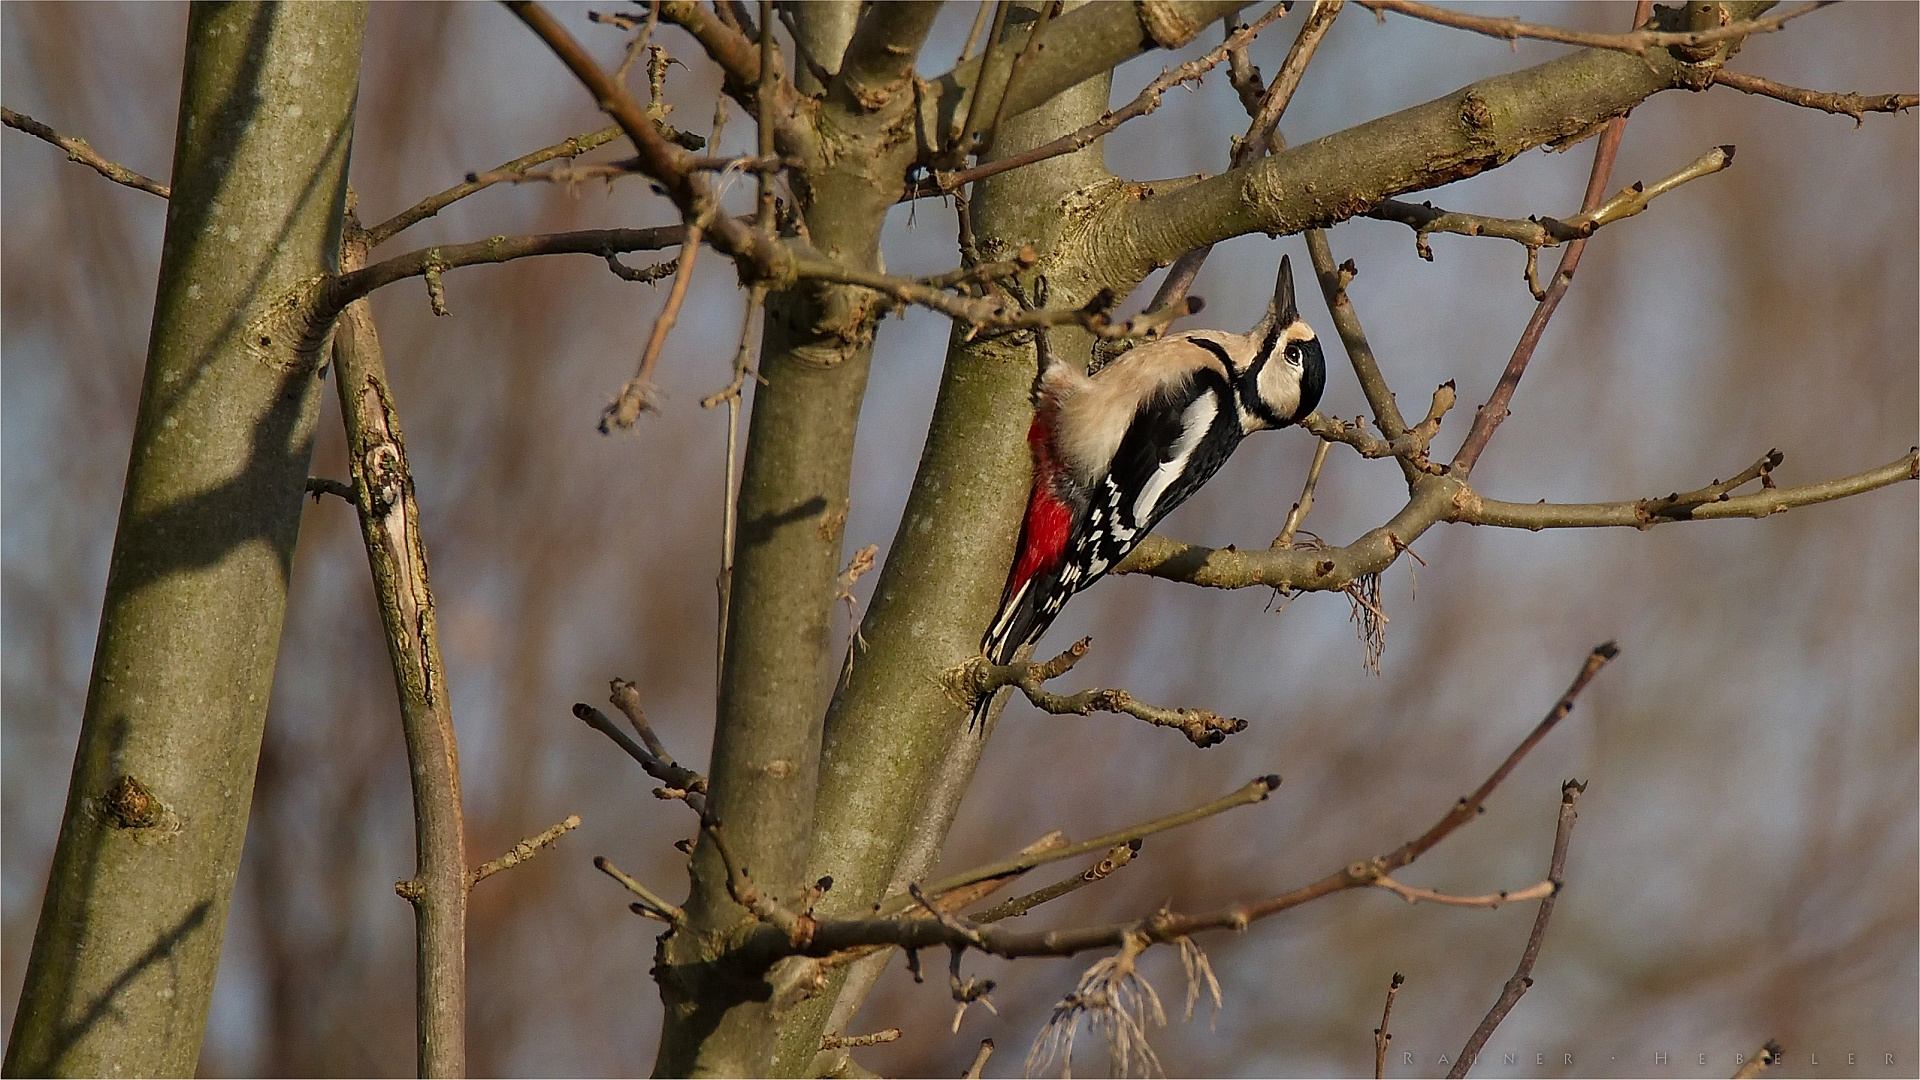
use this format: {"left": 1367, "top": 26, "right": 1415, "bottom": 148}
{"left": 3, "top": 3, "right": 1914, "bottom": 1076}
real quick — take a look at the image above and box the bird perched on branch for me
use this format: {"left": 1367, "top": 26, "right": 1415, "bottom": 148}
{"left": 972, "top": 255, "right": 1326, "bottom": 729}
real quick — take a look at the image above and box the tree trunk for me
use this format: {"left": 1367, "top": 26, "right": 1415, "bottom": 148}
{"left": 4, "top": 4, "right": 367, "bottom": 1075}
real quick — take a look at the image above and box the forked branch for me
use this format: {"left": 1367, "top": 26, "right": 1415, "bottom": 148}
{"left": 953, "top": 637, "right": 1248, "bottom": 747}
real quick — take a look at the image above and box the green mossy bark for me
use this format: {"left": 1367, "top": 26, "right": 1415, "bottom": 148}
{"left": 3, "top": 5, "right": 367, "bottom": 1077}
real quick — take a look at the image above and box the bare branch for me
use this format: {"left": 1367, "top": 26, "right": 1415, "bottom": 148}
{"left": 970, "top": 841, "right": 1141, "bottom": 923}
{"left": 1367, "top": 145, "right": 1734, "bottom": 265}
{"left": 594, "top": 855, "right": 687, "bottom": 922}
{"left": 1712, "top": 68, "right": 1917, "bottom": 123}
{"left": 1451, "top": 83, "right": 1636, "bottom": 476}
{"left": 906, "top": 2, "right": 1290, "bottom": 199}
{"left": 962, "top": 1039, "right": 995, "bottom": 1080}
{"left": 1356, "top": 0, "right": 1829, "bottom": 57}
{"left": 1151, "top": 0, "right": 1342, "bottom": 315}
{"left": 728, "top": 645, "right": 1613, "bottom": 969}
{"left": 328, "top": 224, "right": 690, "bottom": 314}
{"left": 2, "top": 106, "right": 169, "bottom": 197}
{"left": 1731, "top": 1040, "right": 1785, "bottom": 1079}
{"left": 601, "top": 221, "right": 702, "bottom": 432}
{"left": 1274, "top": 438, "right": 1332, "bottom": 548}
{"left": 1447, "top": 779, "right": 1588, "bottom": 1078}
{"left": 571, "top": 702, "right": 708, "bottom": 812}
{"left": 959, "top": 637, "right": 1248, "bottom": 747}
{"left": 1374, "top": 973, "right": 1404, "bottom": 1080}
{"left": 1454, "top": 448, "right": 1919, "bottom": 530}
{"left": 363, "top": 125, "right": 623, "bottom": 248}
{"left": 818, "top": 1029, "right": 900, "bottom": 1051}
{"left": 915, "top": 775, "right": 1280, "bottom": 903}
{"left": 508, "top": 1, "right": 784, "bottom": 276}
{"left": 1373, "top": 875, "right": 1554, "bottom": 908}
{"left": 470, "top": 815, "right": 581, "bottom": 888}
{"left": 304, "top": 476, "right": 356, "bottom": 504}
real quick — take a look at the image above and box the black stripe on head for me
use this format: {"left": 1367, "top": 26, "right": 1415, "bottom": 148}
{"left": 1290, "top": 335, "right": 1326, "bottom": 425}
{"left": 1195, "top": 337, "right": 1288, "bottom": 430}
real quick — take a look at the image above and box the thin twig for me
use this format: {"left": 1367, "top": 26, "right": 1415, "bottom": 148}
{"left": 1447, "top": 779, "right": 1587, "bottom": 1078}
{"left": 958, "top": 1, "right": 994, "bottom": 63}
{"left": 733, "top": 645, "right": 1617, "bottom": 965}
{"left": 594, "top": 854, "right": 686, "bottom": 922}
{"left": 818, "top": 1029, "right": 901, "bottom": 1051}
{"left": 1456, "top": 448, "right": 1919, "bottom": 530}
{"left": 364, "top": 125, "right": 623, "bottom": 247}
{"left": 977, "top": 0, "right": 1057, "bottom": 159}
{"left": 2, "top": 107, "right": 170, "bottom": 197}
{"left": 906, "top": 3, "right": 1289, "bottom": 199}
{"left": 1730, "top": 1040, "right": 1785, "bottom": 1079}
{"left": 705, "top": 285, "right": 767, "bottom": 694}
{"left": 971, "top": 841, "right": 1141, "bottom": 923}
{"left": 1366, "top": 145, "right": 1734, "bottom": 272}
{"left": 915, "top": 775, "right": 1280, "bottom": 902}
{"left": 756, "top": 0, "right": 777, "bottom": 232}
{"left": 601, "top": 221, "right": 702, "bottom": 433}
{"left": 950, "top": 1, "right": 1012, "bottom": 156}
{"left": 1150, "top": 0, "right": 1341, "bottom": 316}
{"left": 1711, "top": 68, "right": 1916, "bottom": 124}
{"left": 1373, "top": 875, "right": 1554, "bottom": 908}
{"left": 1451, "top": 48, "right": 1642, "bottom": 477}
{"left": 957, "top": 637, "right": 1249, "bottom": 747}
{"left": 1373, "top": 972, "right": 1404, "bottom": 1080}
{"left": 571, "top": 702, "right": 708, "bottom": 812}
{"left": 962, "top": 1039, "right": 995, "bottom": 1079}
{"left": 1356, "top": 0, "right": 1829, "bottom": 57}
{"left": 1275, "top": 439, "right": 1332, "bottom": 548}
{"left": 305, "top": 477, "right": 356, "bottom": 504}
{"left": 470, "top": 815, "right": 581, "bottom": 887}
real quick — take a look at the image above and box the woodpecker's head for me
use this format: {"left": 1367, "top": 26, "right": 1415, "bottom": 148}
{"left": 1236, "top": 254, "right": 1326, "bottom": 431}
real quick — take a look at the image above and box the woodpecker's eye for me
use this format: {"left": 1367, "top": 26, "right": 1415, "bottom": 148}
{"left": 1284, "top": 343, "right": 1302, "bottom": 366}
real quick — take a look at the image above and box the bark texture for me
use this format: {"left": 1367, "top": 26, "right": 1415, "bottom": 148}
{"left": 3, "top": 4, "right": 367, "bottom": 1076}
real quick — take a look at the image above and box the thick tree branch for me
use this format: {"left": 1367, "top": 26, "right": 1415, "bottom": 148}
{"left": 906, "top": 2, "right": 1291, "bottom": 200}
{"left": 1150, "top": 0, "right": 1342, "bottom": 315}
{"left": 922, "top": 1, "right": 1244, "bottom": 159}
{"left": 834, "top": 1, "right": 942, "bottom": 113}
{"left": 2, "top": 106, "right": 170, "bottom": 197}
{"left": 1102, "top": 3, "right": 1774, "bottom": 283}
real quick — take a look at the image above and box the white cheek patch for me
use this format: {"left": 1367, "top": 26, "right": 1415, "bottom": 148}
{"left": 1132, "top": 395, "right": 1217, "bottom": 524}
{"left": 1256, "top": 331, "right": 1315, "bottom": 422}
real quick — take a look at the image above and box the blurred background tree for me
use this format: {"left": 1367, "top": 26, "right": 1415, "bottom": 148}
{"left": 2, "top": 2, "right": 1914, "bottom": 1077}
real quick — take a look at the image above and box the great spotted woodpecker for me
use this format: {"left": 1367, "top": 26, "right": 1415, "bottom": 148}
{"left": 972, "top": 255, "right": 1326, "bottom": 728}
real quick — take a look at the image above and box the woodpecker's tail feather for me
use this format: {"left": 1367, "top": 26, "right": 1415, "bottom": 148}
{"left": 966, "top": 688, "right": 1000, "bottom": 732}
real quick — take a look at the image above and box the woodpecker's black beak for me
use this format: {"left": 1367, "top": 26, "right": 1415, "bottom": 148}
{"left": 1275, "top": 254, "right": 1298, "bottom": 325}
